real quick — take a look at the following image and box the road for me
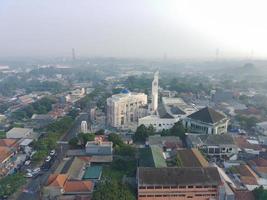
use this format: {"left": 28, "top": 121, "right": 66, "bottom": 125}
{"left": 14, "top": 112, "right": 89, "bottom": 200}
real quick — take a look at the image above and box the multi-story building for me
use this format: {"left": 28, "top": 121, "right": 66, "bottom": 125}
{"left": 137, "top": 167, "right": 222, "bottom": 200}
{"left": 106, "top": 89, "right": 147, "bottom": 129}
{"left": 183, "top": 107, "right": 229, "bottom": 135}
{"left": 80, "top": 121, "right": 88, "bottom": 133}
{"left": 151, "top": 71, "right": 159, "bottom": 113}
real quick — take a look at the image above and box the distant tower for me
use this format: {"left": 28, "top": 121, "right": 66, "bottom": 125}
{"left": 72, "top": 48, "right": 76, "bottom": 61}
{"left": 81, "top": 121, "right": 88, "bottom": 133}
{"left": 151, "top": 71, "right": 159, "bottom": 113}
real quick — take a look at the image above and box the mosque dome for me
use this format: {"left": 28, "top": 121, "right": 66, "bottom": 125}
{"left": 120, "top": 89, "right": 130, "bottom": 94}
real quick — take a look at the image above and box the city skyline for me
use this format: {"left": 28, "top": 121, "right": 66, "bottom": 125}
{"left": 1, "top": 0, "right": 267, "bottom": 59}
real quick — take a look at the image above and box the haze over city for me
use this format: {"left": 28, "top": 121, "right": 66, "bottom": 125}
{"left": 1, "top": 1, "right": 267, "bottom": 200}
{"left": 1, "top": 0, "right": 267, "bottom": 59}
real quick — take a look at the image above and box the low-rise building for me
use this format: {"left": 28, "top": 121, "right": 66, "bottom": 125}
{"left": 43, "top": 174, "right": 94, "bottom": 199}
{"left": 186, "top": 133, "right": 238, "bottom": 160}
{"left": 137, "top": 167, "right": 222, "bottom": 200}
{"left": 6, "top": 128, "right": 35, "bottom": 139}
{"left": 256, "top": 121, "right": 267, "bottom": 136}
{"left": 85, "top": 141, "right": 113, "bottom": 155}
{"left": 183, "top": 107, "right": 229, "bottom": 135}
{"left": 148, "top": 135, "right": 183, "bottom": 150}
{"left": 248, "top": 158, "right": 267, "bottom": 179}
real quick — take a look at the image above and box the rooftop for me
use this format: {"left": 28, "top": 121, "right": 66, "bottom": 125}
{"left": 0, "top": 146, "right": 13, "bottom": 163}
{"left": 139, "top": 146, "right": 167, "bottom": 168}
{"left": 158, "top": 103, "right": 174, "bottom": 119}
{"left": 85, "top": 141, "right": 112, "bottom": 147}
{"left": 0, "top": 139, "right": 18, "bottom": 148}
{"left": 138, "top": 167, "right": 221, "bottom": 186}
{"left": 83, "top": 166, "right": 102, "bottom": 180}
{"left": 187, "top": 133, "right": 235, "bottom": 146}
{"left": 46, "top": 174, "right": 68, "bottom": 188}
{"left": 148, "top": 135, "right": 182, "bottom": 149}
{"left": 187, "top": 107, "right": 227, "bottom": 124}
{"left": 7, "top": 127, "right": 32, "bottom": 135}
{"left": 63, "top": 180, "right": 94, "bottom": 193}
{"left": 176, "top": 149, "right": 208, "bottom": 167}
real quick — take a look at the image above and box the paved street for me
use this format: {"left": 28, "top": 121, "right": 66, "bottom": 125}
{"left": 14, "top": 112, "right": 89, "bottom": 200}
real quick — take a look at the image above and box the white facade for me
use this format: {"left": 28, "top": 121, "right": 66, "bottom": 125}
{"left": 106, "top": 91, "right": 147, "bottom": 129}
{"left": 81, "top": 121, "right": 88, "bottom": 133}
{"left": 151, "top": 71, "right": 159, "bottom": 113}
{"left": 183, "top": 118, "right": 228, "bottom": 135}
{"left": 138, "top": 115, "right": 179, "bottom": 132}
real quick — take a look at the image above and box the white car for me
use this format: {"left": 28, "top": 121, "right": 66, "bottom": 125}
{"left": 50, "top": 150, "right": 56, "bottom": 156}
{"left": 24, "top": 160, "right": 31, "bottom": 166}
{"left": 45, "top": 156, "right": 51, "bottom": 162}
{"left": 33, "top": 168, "right": 40, "bottom": 174}
{"left": 24, "top": 173, "right": 33, "bottom": 178}
{"left": 26, "top": 169, "right": 32, "bottom": 173}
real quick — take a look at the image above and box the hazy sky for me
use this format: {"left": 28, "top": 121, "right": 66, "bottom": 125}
{"left": 1, "top": 0, "right": 267, "bottom": 59}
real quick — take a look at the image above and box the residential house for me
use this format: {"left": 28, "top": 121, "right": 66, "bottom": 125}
{"left": 186, "top": 133, "right": 238, "bottom": 160}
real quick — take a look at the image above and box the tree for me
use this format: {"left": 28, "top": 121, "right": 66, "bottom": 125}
{"left": 77, "top": 133, "right": 95, "bottom": 147}
{"left": 170, "top": 121, "right": 186, "bottom": 139}
{"left": 95, "top": 129, "right": 105, "bottom": 135}
{"left": 0, "top": 173, "right": 26, "bottom": 198}
{"left": 68, "top": 137, "right": 79, "bottom": 148}
{"left": 253, "top": 186, "right": 267, "bottom": 200}
{"left": 134, "top": 124, "right": 155, "bottom": 142}
{"left": 108, "top": 133, "right": 123, "bottom": 147}
{"left": 115, "top": 144, "right": 136, "bottom": 157}
{"left": 92, "top": 180, "right": 135, "bottom": 200}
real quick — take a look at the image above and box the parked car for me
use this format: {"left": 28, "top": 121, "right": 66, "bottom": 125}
{"left": 45, "top": 156, "right": 51, "bottom": 162}
{"left": 24, "top": 173, "right": 33, "bottom": 178}
{"left": 50, "top": 149, "right": 56, "bottom": 156}
{"left": 32, "top": 168, "right": 40, "bottom": 174}
{"left": 26, "top": 169, "right": 32, "bottom": 173}
{"left": 24, "top": 160, "right": 31, "bottom": 166}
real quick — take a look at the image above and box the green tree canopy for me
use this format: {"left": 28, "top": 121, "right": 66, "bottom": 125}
{"left": 134, "top": 124, "right": 155, "bottom": 142}
{"left": 92, "top": 180, "right": 135, "bottom": 200}
{"left": 108, "top": 133, "right": 123, "bottom": 147}
{"left": 253, "top": 186, "right": 267, "bottom": 200}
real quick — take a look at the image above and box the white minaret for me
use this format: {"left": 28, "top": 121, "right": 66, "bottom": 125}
{"left": 81, "top": 121, "right": 88, "bottom": 133}
{"left": 151, "top": 70, "right": 159, "bottom": 113}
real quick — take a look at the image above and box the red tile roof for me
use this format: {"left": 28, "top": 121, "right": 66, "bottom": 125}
{"left": 0, "top": 146, "right": 13, "bottom": 163}
{"left": 64, "top": 180, "right": 94, "bottom": 193}
{"left": 0, "top": 139, "right": 18, "bottom": 148}
{"left": 46, "top": 174, "right": 68, "bottom": 188}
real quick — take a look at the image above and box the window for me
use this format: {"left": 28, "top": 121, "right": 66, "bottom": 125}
{"left": 179, "top": 186, "right": 186, "bottom": 189}
{"left": 139, "top": 186, "right": 146, "bottom": 189}
{"left": 147, "top": 186, "right": 154, "bottom": 189}
{"left": 155, "top": 186, "right": 162, "bottom": 189}
{"left": 196, "top": 186, "right": 202, "bottom": 188}
{"left": 187, "top": 196, "right": 193, "bottom": 198}
{"left": 188, "top": 185, "right": 194, "bottom": 188}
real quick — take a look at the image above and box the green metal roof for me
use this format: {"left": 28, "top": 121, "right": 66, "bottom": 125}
{"left": 139, "top": 146, "right": 167, "bottom": 168}
{"left": 83, "top": 166, "right": 103, "bottom": 180}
